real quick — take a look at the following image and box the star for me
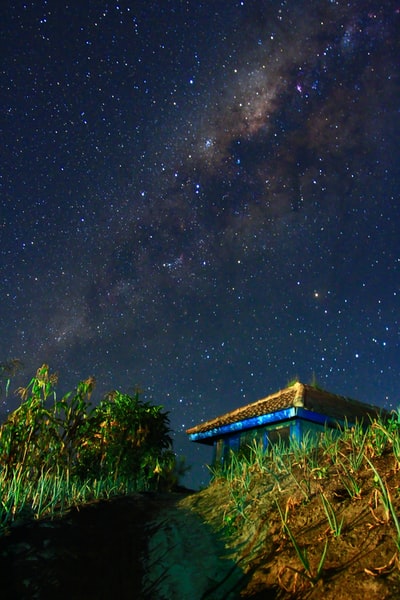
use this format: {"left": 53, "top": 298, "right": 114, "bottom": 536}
{"left": 0, "top": 0, "right": 399, "bottom": 488}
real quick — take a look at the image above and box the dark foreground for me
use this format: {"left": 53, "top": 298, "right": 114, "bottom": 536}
{"left": 0, "top": 491, "right": 247, "bottom": 600}
{"left": 0, "top": 493, "right": 177, "bottom": 599}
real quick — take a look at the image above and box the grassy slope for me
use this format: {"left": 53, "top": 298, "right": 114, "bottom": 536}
{"left": 181, "top": 421, "right": 400, "bottom": 598}
{"left": 2, "top": 414, "right": 400, "bottom": 598}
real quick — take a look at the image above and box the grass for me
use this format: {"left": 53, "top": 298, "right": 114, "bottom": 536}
{"left": 2, "top": 365, "right": 400, "bottom": 597}
{"left": 0, "top": 467, "right": 148, "bottom": 531}
{"left": 0, "top": 364, "right": 181, "bottom": 534}
{"left": 276, "top": 498, "right": 329, "bottom": 585}
{"left": 205, "top": 411, "right": 400, "bottom": 594}
{"left": 366, "top": 456, "right": 400, "bottom": 551}
{"left": 211, "top": 413, "right": 400, "bottom": 519}
{"left": 319, "top": 491, "right": 344, "bottom": 537}
{"left": 337, "top": 463, "right": 363, "bottom": 500}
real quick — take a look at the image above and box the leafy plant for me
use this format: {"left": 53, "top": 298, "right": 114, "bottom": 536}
{"left": 366, "top": 457, "right": 400, "bottom": 551}
{"left": 370, "top": 414, "right": 400, "bottom": 467}
{"left": 81, "top": 389, "right": 172, "bottom": 482}
{"left": 338, "top": 422, "right": 368, "bottom": 473}
{"left": 319, "top": 492, "right": 344, "bottom": 537}
{"left": 0, "top": 365, "right": 179, "bottom": 532}
{"left": 276, "top": 499, "right": 329, "bottom": 585}
{"left": 336, "top": 460, "right": 363, "bottom": 500}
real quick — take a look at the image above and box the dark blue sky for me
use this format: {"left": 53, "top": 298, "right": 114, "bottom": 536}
{"left": 1, "top": 1, "right": 399, "bottom": 487}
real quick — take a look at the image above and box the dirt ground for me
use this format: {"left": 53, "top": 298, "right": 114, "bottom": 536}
{"left": 182, "top": 451, "right": 400, "bottom": 599}
{"left": 0, "top": 491, "right": 245, "bottom": 599}
{"left": 1, "top": 453, "right": 400, "bottom": 599}
{"left": 0, "top": 493, "right": 178, "bottom": 599}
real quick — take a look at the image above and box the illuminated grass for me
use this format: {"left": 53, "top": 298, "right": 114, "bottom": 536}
{"left": 0, "top": 364, "right": 180, "bottom": 533}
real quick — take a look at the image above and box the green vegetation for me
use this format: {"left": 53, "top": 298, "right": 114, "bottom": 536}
{"left": 0, "top": 364, "right": 180, "bottom": 532}
{"left": 286, "top": 376, "right": 300, "bottom": 387}
{"left": 208, "top": 412, "right": 400, "bottom": 592}
{"left": 319, "top": 491, "right": 344, "bottom": 537}
{"left": 276, "top": 497, "right": 329, "bottom": 584}
{"left": 366, "top": 456, "right": 400, "bottom": 551}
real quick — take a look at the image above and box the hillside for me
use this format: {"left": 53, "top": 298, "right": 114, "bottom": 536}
{"left": 180, "top": 440, "right": 400, "bottom": 598}
{"left": 134, "top": 417, "right": 400, "bottom": 598}
{"left": 2, "top": 418, "right": 400, "bottom": 598}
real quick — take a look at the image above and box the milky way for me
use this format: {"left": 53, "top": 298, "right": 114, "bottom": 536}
{"left": 1, "top": 1, "right": 399, "bottom": 486}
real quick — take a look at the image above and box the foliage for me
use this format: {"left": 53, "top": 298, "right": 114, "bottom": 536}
{"left": 205, "top": 410, "right": 400, "bottom": 594}
{"left": 77, "top": 389, "right": 172, "bottom": 483}
{"left": 276, "top": 498, "right": 329, "bottom": 585}
{"left": 210, "top": 410, "right": 400, "bottom": 532}
{"left": 0, "top": 365, "right": 179, "bottom": 531}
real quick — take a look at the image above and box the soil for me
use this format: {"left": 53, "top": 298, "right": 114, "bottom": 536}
{"left": 1, "top": 452, "right": 400, "bottom": 599}
{"left": 182, "top": 451, "right": 400, "bottom": 599}
{"left": 0, "top": 493, "right": 176, "bottom": 599}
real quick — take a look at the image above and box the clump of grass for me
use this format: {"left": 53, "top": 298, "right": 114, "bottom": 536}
{"left": 319, "top": 492, "right": 344, "bottom": 537}
{"left": 338, "top": 420, "right": 368, "bottom": 472}
{"left": 337, "top": 463, "right": 363, "bottom": 500}
{"left": 223, "top": 452, "right": 253, "bottom": 524}
{"left": 284, "top": 432, "right": 322, "bottom": 502}
{"left": 370, "top": 413, "right": 400, "bottom": 467}
{"left": 276, "top": 498, "right": 329, "bottom": 585}
{"left": 366, "top": 456, "right": 400, "bottom": 552}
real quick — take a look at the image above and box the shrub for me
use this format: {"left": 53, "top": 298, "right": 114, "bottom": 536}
{"left": 0, "top": 365, "right": 174, "bottom": 490}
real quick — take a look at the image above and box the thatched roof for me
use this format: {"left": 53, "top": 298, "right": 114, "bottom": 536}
{"left": 186, "top": 382, "right": 382, "bottom": 436}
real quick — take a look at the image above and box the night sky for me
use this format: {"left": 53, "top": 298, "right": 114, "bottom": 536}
{"left": 1, "top": 1, "right": 399, "bottom": 487}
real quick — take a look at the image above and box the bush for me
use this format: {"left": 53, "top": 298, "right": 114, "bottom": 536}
{"left": 0, "top": 365, "right": 174, "bottom": 491}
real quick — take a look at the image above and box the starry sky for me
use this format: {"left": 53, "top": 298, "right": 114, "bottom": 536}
{"left": 1, "top": 1, "right": 399, "bottom": 487}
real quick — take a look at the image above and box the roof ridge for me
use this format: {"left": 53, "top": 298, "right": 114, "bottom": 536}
{"left": 293, "top": 381, "right": 305, "bottom": 407}
{"left": 186, "top": 382, "right": 384, "bottom": 438}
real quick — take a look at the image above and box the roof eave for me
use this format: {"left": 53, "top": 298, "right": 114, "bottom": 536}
{"left": 187, "top": 406, "right": 367, "bottom": 444}
{"left": 188, "top": 406, "right": 298, "bottom": 443}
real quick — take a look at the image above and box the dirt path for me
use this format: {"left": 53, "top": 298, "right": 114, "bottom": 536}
{"left": 142, "top": 501, "right": 247, "bottom": 599}
{"left": 0, "top": 492, "right": 247, "bottom": 599}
